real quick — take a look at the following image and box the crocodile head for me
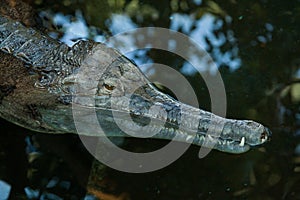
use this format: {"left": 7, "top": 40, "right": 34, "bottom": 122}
{"left": 50, "top": 42, "right": 271, "bottom": 154}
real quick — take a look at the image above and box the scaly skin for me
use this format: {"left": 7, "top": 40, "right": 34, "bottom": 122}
{"left": 0, "top": 14, "right": 271, "bottom": 153}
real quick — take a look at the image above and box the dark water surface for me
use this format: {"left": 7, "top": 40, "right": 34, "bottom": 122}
{"left": 1, "top": 0, "right": 300, "bottom": 199}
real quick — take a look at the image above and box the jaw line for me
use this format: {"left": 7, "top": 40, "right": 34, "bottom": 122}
{"left": 73, "top": 102, "right": 252, "bottom": 151}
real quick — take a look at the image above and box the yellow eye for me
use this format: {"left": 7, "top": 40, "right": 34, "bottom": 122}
{"left": 104, "top": 83, "right": 115, "bottom": 91}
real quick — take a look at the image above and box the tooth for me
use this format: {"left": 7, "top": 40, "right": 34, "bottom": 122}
{"left": 239, "top": 137, "right": 245, "bottom": 147}
{"left": 207, "top": 135, "right": 213, "bottom": 141}
{"left": 186, "top": 135, "right": 193, "bottom": 142}
{"left": 261, "top": 136, "right": 267, "bottom": 143}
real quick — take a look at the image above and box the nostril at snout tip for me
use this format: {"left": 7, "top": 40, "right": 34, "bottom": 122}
{"left": 261, "top": 127, "right": 272, "bottom": 143}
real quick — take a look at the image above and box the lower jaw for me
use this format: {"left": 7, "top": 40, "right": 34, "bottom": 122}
{"left": 97, "top": 113, "right": 252, "bottom": 154}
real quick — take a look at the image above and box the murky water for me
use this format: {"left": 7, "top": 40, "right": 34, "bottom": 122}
{"left": 1, "top": 0, "right": 300, "bottom": 199}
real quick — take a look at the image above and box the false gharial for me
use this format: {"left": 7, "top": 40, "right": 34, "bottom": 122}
{"left": 0, "top": 13, "right": 271, "bottom": 154}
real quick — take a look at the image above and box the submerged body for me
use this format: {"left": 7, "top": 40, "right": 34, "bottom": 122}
{"left": 0, "top": 14, "right": 271, "bottom": 154}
